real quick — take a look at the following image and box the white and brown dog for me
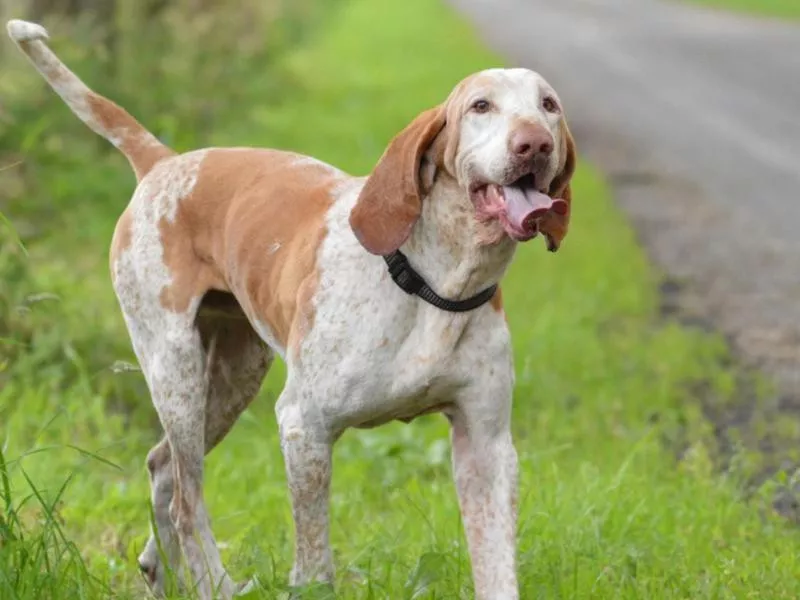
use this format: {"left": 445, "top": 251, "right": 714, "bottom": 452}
{"left": 8, "top": 18, "right": 575, "bottom": 600}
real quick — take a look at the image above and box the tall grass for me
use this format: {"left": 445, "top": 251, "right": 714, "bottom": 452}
{"left": 0, "top": 446, "right": 107, "bottom": 599}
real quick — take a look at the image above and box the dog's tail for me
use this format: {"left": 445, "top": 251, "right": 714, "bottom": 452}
{"left": 7, "top": 19, "right": 174, "bottom": 181}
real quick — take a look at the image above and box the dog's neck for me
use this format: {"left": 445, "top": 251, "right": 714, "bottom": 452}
{"left": 400, "top": 172, "right": 516, "bottom": 302}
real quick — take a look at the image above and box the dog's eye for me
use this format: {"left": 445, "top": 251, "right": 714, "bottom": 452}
{"left": 471, "top": 99, "right": 491, "bottom": 113}
{"left": 542, "top": 96, "right": 559, "bottom": 113}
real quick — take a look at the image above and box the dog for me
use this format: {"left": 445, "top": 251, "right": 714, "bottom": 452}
{"left": 8, "top": 18, "right": 575, "bottom": 600}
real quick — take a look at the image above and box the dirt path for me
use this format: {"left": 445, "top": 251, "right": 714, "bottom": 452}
{"left": 452, "top": 0, "right": 800, "bottom": 398}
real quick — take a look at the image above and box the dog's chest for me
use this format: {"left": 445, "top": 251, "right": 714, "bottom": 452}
{"left": 308, "top": 302, "right": 483, "bottom": 430}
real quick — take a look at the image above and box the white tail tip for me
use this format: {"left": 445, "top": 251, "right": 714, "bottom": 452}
{"left": 7, "top": 19, "right": 49, "bottom": 43}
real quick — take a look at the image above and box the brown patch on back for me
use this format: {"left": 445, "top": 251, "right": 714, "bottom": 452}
{"left": 87, "top": 93, "right": 174, "bottom": 181}
{"left": 156, "top": 149, "right": 338, "bottom": 357}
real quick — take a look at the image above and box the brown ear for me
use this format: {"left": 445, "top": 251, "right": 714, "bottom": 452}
{"left": 541, "top": 120, "right": 577, "bottom": 252}
{"left": 349, "top": 106, "right": 446, "bottom": 255}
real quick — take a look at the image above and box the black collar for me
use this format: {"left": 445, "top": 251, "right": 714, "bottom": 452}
{"left": 383, "top": 250, "right": 497, "bottom": 313}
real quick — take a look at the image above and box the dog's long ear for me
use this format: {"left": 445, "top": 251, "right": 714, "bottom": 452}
{"left": 541, "top": 120, "right": 577, "bottom": 252}
{"left": 349, "top": 106, "right": 446, "bottom": 255}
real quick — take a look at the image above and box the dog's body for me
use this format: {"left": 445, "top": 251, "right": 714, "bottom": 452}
{"left": 8, "top": 19, "right": 575, "bottom": 600}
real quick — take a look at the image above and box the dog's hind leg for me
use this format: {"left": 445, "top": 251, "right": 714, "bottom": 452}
{"left": 136, "top": 307, "right": 273, "bottom": 597}
{"left": 140, "top": 318, "right": 234, "bottom": 600}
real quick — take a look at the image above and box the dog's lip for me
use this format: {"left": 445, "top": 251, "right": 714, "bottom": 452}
{"left": 470, "top": 173, "right": 547, "bottom": 195}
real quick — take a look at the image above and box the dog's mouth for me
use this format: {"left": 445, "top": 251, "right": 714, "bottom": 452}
{"left": 471, "top": 174, "right": 568, "bottom": 242}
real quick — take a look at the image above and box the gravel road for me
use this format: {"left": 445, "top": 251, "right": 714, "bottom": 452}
{"left": 452, "top": 0, "right": 800, "bottom": 397}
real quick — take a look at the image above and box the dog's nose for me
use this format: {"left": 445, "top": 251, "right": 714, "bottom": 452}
{"left": 510, "top": 124, "right": 554, "bottom": 160}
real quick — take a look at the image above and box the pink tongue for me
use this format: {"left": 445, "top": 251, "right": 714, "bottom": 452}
{"left": 502, "top": 185, "right": 566, "bottom": 233}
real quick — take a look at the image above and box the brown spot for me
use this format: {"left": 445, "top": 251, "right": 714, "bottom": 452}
{"left": 40, "top": 56, "right": 70, "bottom": 87}
{"left": 156, "top": 149, "right": 336, "bottom": 356}
{"left": 490, "top": 286, "right": 504, "bottom": 313}
{"left": 87, "top": 93, "right": 174, "bottom": 181}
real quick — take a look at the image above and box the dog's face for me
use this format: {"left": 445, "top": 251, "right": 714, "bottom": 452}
{"left": 444, "top": 69, "right": 574, "bottom": 245}
{"left": 350, "top": 68, "right": 576, "bottom": 255}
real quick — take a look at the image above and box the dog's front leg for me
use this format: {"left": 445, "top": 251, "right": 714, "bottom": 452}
{"left": 276, "top": 393, "right": 335, "bottom": 589}
{"left": 450, "top": 383, "right": 519, "bottom": 600}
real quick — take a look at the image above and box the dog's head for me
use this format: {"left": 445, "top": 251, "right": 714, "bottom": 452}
{"left": 350, "top": 68, "right": 576, "bottom": 255}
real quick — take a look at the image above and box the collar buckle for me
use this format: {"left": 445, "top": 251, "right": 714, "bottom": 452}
{"left": 383, "top": 250, "right": 497, "bottom": 313}
{"left": 385, "top": 251, "right": 424, "bottom": 295}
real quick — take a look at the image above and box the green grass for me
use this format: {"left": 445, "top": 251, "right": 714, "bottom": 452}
{"left": 684, "top": 0, "right": 800, "bottom": 19}
{"left": 2, "top": 0, "right": 800, "bottom": 597}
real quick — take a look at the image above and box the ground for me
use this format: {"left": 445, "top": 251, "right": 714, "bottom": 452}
{"left": 2, "top": 0, "right": 800, "bottom": 598}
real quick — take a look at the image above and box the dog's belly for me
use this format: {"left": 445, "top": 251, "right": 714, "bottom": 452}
{"left": 354, "top": 401, "right": 453, "bottom": 429}
{"left": 349, "top": 374, "right": 459, "bottom": 430}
